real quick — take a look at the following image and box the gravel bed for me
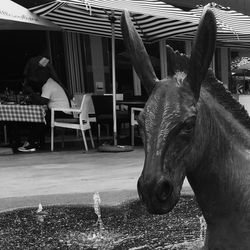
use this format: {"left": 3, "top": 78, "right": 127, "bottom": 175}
{"left": 0, "top": 196, "right": 204, "bottom": 250}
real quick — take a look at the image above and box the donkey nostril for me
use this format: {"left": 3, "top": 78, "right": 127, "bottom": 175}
{"left": 156, "top": 180, "right": 173, "bottom": 202}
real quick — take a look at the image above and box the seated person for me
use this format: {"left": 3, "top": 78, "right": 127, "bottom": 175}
{"left": 18, "top": 56, "right": 72, "bottom": 152}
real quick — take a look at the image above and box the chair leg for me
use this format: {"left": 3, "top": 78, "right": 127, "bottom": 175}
{"left": 131, "top": 125, "right": 135, "bottom": 146}
{"left": 89, "top": 129, "right": 95, "bottom": 148}
{"left": 51, "top": 127, "right": 54, "bottom": 151}
{"left": 81, "top": 129, "right": 88, "bottom": 151}
{"left": 97, "top": 124, "right": 101, "bottom": 143}
{"left": 76, "top": 130, "right": 80, "bottom": 138}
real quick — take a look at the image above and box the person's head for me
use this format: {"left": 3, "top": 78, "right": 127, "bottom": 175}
{"left": 24, "top": 56, "right": 51, "bottom": 92}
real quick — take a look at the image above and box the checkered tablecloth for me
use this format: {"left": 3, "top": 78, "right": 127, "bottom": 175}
{"left": 0, "top": 104, "right": 47, "bottom": 123}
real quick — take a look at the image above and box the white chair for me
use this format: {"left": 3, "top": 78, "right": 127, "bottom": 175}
{"left": 51, "top": 93, "right": 95, "bottom": 152}
{"left": 131, "top": 107, "right": 143, "bottom": 146}
{"left": 72, "top": 93, "right": 96, "bottom": 122}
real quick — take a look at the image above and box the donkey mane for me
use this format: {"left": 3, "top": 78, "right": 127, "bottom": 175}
{"left": 203, "top": 70, "right": 250, "bottom": 131}
{"left": 167, "top": 47, "right": 250, "bottom": 132}
{"left": 166, "top": 46, "right": 189, "bottom": 76}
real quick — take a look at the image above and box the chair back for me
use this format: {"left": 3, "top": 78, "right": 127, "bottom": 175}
{"left": 91, "top": 95, "right": 113, "bottom": 117}
{"left": 72, "top": 93, "right": 96, "bottom": 121}
{"left": 80, "top": 93, "right": 95, "bottom": 121}
{"left": 72, "top": 93, "right": 83, "bottom": 118}
{"left": 131, "top": 107, "right": 143, "bottom": 126}
{"left": 73, "top": 93, "right": 83, "bottom": 108}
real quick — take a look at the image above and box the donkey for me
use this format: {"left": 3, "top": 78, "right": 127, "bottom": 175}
{"left": 121, "top": 8, "right": 250, "bottom": 250}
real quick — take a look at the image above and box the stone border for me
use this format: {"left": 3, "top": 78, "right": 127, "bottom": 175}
{"left": 0, "top": 188, "right": 194, "bottom": 213}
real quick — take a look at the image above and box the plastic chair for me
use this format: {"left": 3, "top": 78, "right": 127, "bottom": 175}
{"left": 131, "top": 107, "right": 143, "bottom": 146}
{"left": 51, "top": 93, "right": 95, "bottom": 151}
{"left": 72, "top": 93, "right": 96, "bottom": 122}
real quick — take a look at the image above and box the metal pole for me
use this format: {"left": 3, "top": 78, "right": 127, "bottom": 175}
{"left": 111, "top": 10, "right": 117, "bottom": 145}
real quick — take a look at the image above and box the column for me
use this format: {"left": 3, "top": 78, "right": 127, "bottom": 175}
{"left": 220, "top": 47, "right": 229, "bottom": 89}
{"left": 90, "top": 36, "right": 105, "bottom": 94}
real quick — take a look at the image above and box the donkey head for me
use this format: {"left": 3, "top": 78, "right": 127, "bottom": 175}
{"left": 121, "top": 9, "right": 216, "bottom": 214}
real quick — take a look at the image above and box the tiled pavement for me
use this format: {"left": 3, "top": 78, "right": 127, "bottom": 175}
{"left": 0, "top": 147, "right": 193, "bottom": 212}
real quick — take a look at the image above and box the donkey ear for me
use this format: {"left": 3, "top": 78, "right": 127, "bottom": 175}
{"left": 121, "top": 10, "right": 158, "bottom": 94}
{"left": 187, "top": 8, "right": 216, "bottom": 101}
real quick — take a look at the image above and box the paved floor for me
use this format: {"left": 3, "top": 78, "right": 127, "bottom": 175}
{"left": 0, "top": 147, "right": 193, "bottom": 212}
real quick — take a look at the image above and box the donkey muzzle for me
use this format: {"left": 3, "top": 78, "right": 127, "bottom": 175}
{"left": 137, "top": 175, "right": 174, "bottom": 214}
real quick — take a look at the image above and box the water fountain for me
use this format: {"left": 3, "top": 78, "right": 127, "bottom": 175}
{"left": 0, "top": 193, "right": 204, "bottom": 249}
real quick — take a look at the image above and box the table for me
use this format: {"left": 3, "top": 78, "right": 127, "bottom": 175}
{"left": 0, "top": 104, "right": 47, "bottom": 123}
{"left": 0, "top": 104, "right": 47, "bottom": 145}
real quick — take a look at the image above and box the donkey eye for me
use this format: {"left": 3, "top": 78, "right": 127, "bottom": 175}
{"left": 179, "top": 118, "right": 196, "bottom": 137}
{"left": 185, "top": 122, "right": 194, "bottom": 132}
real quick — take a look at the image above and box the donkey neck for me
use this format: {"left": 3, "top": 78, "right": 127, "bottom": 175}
{"left": 187, "top": 88, "right": 250, "bottom": 247}
{"left": 188, "top": 88, "right": 250, "bottom": 210}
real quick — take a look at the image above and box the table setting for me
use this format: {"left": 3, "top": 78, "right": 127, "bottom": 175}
{"left": 0, "top": 90, "right": 47, "bottom": 123}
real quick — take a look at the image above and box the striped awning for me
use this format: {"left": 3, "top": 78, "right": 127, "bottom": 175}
{"left": 172, "top": 3, "right": 250, "bottom": 46}
{"left": 29, "top": 1, "right": 250, "bottom": 46}
{"left": 29, "top": 0, "right": 199, "bottom": 43}
{"left": 0, "top": 0, "right": 60, "bottom": 30}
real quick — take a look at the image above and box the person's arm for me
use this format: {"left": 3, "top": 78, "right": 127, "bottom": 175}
{"left": 29, "top": 92, "right": 49, "bottom": 105}
{"left": 23, "top": 85, "right": 49, "bottom": 105}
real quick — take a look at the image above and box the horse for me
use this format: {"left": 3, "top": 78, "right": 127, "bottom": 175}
{"left": 121, "top": 8, "right": 250, "bottom": 250}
